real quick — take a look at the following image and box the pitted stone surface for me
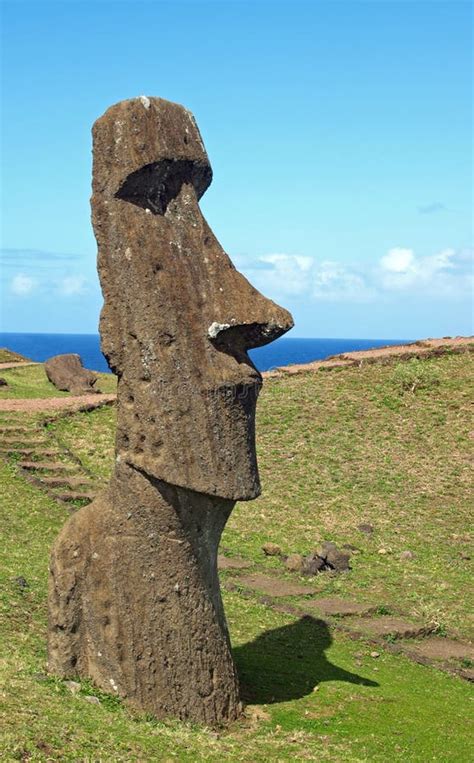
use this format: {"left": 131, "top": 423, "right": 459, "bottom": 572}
{"left": 48, "top": 96, "right": 293, "bottom": 726}
{"left": 45, "top": 354, "right": 98, "bottom": 395}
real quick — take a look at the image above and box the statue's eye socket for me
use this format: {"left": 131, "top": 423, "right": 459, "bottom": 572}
{"left": 115, "top": 159, "right": 212, "bottom": 215}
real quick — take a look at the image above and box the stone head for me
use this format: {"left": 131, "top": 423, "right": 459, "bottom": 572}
{"left": 92, "top": 97, "right": 293, "bottom": 500}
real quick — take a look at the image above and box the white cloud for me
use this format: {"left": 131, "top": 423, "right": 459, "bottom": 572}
{"left": 10, "top": 273, "right": 36, "bottom": 296}
{"left": 380, "top": 247, "right": 416, "bottom": 273}
{"left": 249, "top": 253, "right": 315, "bottom": 296}
{"left": 378, "top": 247, "right": 471, "bottom": 296}
{"left": 239, "top": 246, "right": 472, "bottom": 304}
{"left": 312, "top": 261, "right": 373, "bottom": 302}
{"left": 58, "top": 275, "right": 87, "bottom": 296}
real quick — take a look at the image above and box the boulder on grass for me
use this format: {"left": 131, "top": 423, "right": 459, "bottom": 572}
{"left": 45, "top": 354, "right": 98, "bottom": 395}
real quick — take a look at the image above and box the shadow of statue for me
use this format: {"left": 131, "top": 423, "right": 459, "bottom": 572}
{"left": 233, "top": 615, "right": 379, "bottom": 704}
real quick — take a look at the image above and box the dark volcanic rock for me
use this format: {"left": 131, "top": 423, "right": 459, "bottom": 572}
{"left": 0, "top": 377, "right": 8, "bottom": 386}
{"left": 44, "top": 354, "right": 98, "bottom": 395}
{"left": 47, "top": 96, "right": 293, "bottom": 727}
{"left": 325, "top": 547, "right": 351, "bottom": 571}
{"left": 301, "top": 552, "right": 326, "bottom": 575}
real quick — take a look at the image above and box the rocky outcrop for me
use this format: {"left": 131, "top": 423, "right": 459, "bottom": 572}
{"left": 48, "top": 96, "right": 293, "bottom": 725}
{"left": 44, "top": 354, "right": 98, "bottom": 395}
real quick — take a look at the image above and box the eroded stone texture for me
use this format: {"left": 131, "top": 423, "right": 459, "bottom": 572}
{"left": 45, "top": 354, "right": 98, "bottom": 395}
{"left": 48, "top": 96, "right": 293, "bottom": 725}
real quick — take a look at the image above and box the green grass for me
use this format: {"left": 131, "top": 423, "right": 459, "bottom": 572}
{"left": 1, "top": 461, "right": 473, "bottom": 762}
{"left": 45, "top": 352, "right": 474, "bottom": 636}
{"left": 0, "top": 348, "right": 31, "bottom": 363}
{"left": 0, "top": 364, "right": 116, "bottom": 398}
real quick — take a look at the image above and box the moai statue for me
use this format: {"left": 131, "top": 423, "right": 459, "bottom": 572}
{"left": 48, "top": 97, "right": 293, "bottom": 725}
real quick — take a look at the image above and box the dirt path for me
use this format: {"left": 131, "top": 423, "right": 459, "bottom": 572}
{"left": 0, "top": 393, "right": 116, "bottom": 412}
{"left": 0, "top": 361, "right": 39, "bottom": 370}
{"left": 269, "top": 336, "right": 473, "bottom": 376}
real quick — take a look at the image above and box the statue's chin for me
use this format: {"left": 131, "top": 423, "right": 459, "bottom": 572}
{"left": 121, "top": 452, "right": 261, "bottom": 502}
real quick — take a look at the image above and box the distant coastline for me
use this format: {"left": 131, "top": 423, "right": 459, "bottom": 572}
{"left": 0, "top": 333, "right": 413, "bottom": 374}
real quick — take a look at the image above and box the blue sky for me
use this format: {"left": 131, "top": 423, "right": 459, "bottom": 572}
{"left": 1, "top": 0, "right": 472, "bottom": 338}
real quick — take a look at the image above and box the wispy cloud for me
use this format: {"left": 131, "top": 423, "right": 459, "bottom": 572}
{"left": 10, "top": 273, "right": 36, "bottom": 296}
{"left": 0, "top": 248, "right": 82, "bottom": 270}
{"left": 417, "top": 202, "right": 446, "bottom": 215}
{"left": 57, "top": 275, "right": 87, "bottom": 296}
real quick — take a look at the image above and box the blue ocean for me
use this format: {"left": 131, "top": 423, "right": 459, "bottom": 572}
{"left": 0, "top": 333, "right": 411, "bottom": 373}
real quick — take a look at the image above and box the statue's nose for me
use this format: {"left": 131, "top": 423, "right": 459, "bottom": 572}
{"left": 208, "top": 274, "right": 294, "bottom": 352}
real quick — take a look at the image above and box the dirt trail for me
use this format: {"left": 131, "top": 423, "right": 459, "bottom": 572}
{"left": 0, "top": 393, "right": 116, "bottom": 412}
{"left": 268, "top": 336, "right": 473, "bottom": 376}
{"left": 0, "top": 361, "right": 39, "bottom": 370}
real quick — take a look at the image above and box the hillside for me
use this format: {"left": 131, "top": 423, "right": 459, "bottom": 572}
{"left": 0, "top": 344, "right": 473, "bottom": 760}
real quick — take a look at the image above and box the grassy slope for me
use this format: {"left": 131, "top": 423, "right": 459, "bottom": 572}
{"left": 0, "top": 364, "right": 117, "bottom": 398}
{"left": 46, "top": 352, "right": 473, "bottom": 636}
{"left": 0, "top": 348, "right": 31, "bottom": 363}
{"left": 1, "top": 461, "right": 473, "bottom": 762}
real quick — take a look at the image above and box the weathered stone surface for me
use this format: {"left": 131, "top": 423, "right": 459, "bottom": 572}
{"left": 301, "top": 552, "right": 326, "bottom": 575}
{"left": 262, "top": 542, "right": 282, "bottom": 556}
{"left": 285, "top": 553, "right": 305, "bottom": 572}
{"left": 325, "top": 547, "right": 351, "bottom": 572}
{"left": 44, "top": 354, "right": 98, "bottom": 395}
{"left": 48, "top": 96, "right": 293, "bottom": 726}
{"left": 92, "top": 97, "right": 293, "bottom": 500}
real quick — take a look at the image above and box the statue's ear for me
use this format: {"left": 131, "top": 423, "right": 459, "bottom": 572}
{"left": 115, "top": 159, "right": 212, "bottom": 216}
{"left": 99, "top": 301, "right": 124, "bottom": 376}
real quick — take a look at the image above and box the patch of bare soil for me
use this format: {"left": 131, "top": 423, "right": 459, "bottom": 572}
{"left": 236, "top": 573, "right": 316, "bottom": 597}
{"left": 0, "top": 393, "right": 116, "bottom": 412}
{"left": 345, "top": 616, "right": 434, "bottom": 639}
{"left": 0, "top": 361, "right": 39, "bottom": 370}
{"left": 301, "top": 598, "right": 377, "bottom": 617}
{"left": 403, "top": 638, "right": 474, "bottom": 661}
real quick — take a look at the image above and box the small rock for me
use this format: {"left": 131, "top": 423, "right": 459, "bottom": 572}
{"left": 370, "top": 651, "right": 380, "bottom": 658}
{"left": 325, "top": 547, "right": 351, "bottom": 571}
{"left": 400, "top": 550, "right": 415, "bottom": 561}
{"left": 285, "top": 553, "right": 304, "bottom": 572}
{"left": 302, "top": 552, "right": 326, "bottom": 576}
{"left": 358, "top": 523, "right": 374, "bottom": 534}
{"left": 84, "top": 695, "right": 100, "bottom": 705}
{"left": 342, "top": 543, "right": 360, "bottom": 553}
{"left": 0, "top": 377, "right": 8, "bottom": 387}
{"left": 378, "top": 548, "right": 388, "bottom": 555}
{"left": 14, "top": 576, "right": 29, "bottom": 589}
{"left": 320, "top": 540, "right": 338, "bottom": 554}
{"left": 262, "top": 542, "right": 282, "bottom": 557}
{"left": 65, "top": 680, "right": 81, "bottom": 695}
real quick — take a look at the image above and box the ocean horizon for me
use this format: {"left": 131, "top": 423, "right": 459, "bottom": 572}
{"left": 0, "top": 333, "right": 412, "bottom": 373}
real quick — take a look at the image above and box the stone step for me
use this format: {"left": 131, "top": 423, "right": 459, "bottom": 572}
{"left": 0, "top": 448, "right": 60, "bottom": 458}
{"left": 1, "top": 437, "right": 47, "bottom": 446}
{"left": 1, "top": 425, "right": 32, "bottom": 433}
{"left": 346, "top": 616, "right": 435, "bottom": 640}
{"left": 402, "top": 637, "right": 474, "bottom": 662}
{"left": 39, "top": 476, "right": 93, "bottom": 489}
{"left": 55, "top": 492, "right": 96, "bottom": 503}
{"left": 18, "top": 461, "right": 76, "bottom": 473}
{"left": 236, "top": 573, "right": 316, "bottom": 598}
{"left": 301, "top": 598, "right": 379, "bottom": 617}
